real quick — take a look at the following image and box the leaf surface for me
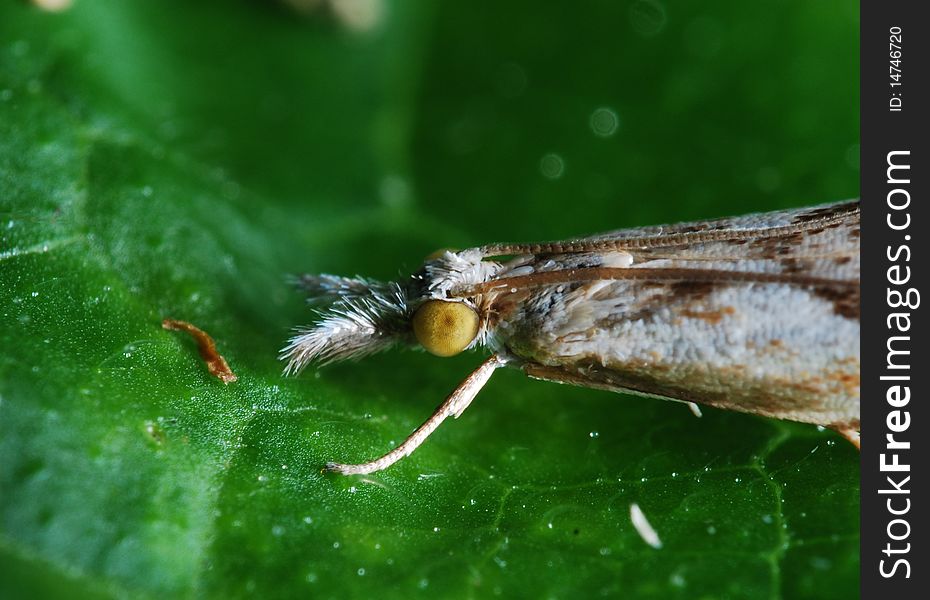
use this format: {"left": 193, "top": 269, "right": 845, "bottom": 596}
{"left": 1, "top": 1, "right": 859, "bottom": 598}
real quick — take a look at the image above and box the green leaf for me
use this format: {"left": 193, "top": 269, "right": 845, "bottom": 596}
{"left": 2, "top": 1, "right": 859, "bottom": 598}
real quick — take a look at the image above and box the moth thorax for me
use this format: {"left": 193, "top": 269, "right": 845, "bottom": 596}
{"left": 413, "top": 300, "right": 479, "bottom": 357}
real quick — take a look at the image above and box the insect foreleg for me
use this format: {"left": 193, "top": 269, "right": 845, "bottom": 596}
{"left": 324, "top": 355, "right": 504, "bottom": 475}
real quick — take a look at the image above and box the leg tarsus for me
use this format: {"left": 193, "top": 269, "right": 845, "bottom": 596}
{"left": 832, "top": 426, "right": 860, "bottom": 450}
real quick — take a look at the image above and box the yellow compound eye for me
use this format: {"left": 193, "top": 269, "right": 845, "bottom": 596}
{"left": 412, "top": 300, "right": 479, "bottom": 357}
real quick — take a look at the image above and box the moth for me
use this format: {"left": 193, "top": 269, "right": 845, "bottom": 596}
{"left": 282, "top": 200, "right": 861, "bottom": 475}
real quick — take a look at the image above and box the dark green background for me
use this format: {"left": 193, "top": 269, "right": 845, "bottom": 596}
{"left": 1, "top": 1, "right": 859, "bottom": 598}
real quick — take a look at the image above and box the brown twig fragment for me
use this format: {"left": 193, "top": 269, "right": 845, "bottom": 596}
{"left": 162, "top": 318, "right": 238, "bottom": 384}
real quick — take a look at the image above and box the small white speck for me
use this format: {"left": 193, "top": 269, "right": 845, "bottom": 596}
{"left": 688, "top": 402, "right": 703, "bottom": 417}
{"left": 303, "top": 516, "right": 313, "bottom": 524}
{"left": 333, "top": 541, "right": 340, "bottom": 549}
{"left": 142, "top": 186, "right": 153, "bottom": 197}
{"left": 589, "top": 431, "right": 599, "bottom": 438}
{"left": 547, "top": 522, "right": 553, "bottom": 529}
{"left": 357, "top": 568, "right": 366, "bottom": 576}
{"left": 630, "top": 503, "right": 662, "bottom": 549}
{"left": 433, "top": 527, "right": 440, "bottom": 532}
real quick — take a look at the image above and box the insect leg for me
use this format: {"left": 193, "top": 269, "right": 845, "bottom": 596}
{"left": 833, "top": 426, "right": 861, "bottom": 450}
{"left": 324, "top": 355, "right": 504, "bottom": 475}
